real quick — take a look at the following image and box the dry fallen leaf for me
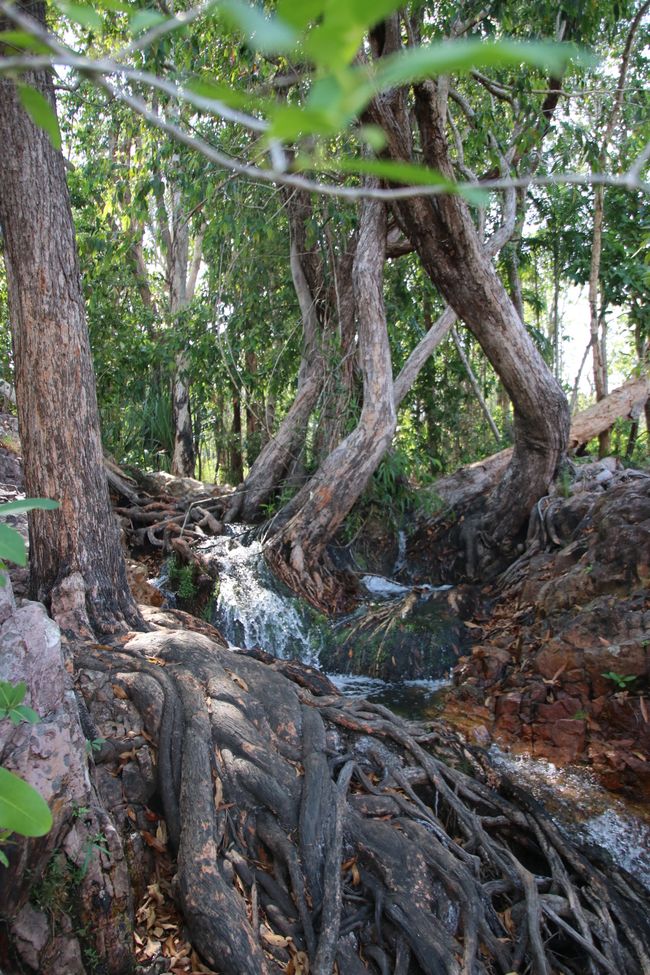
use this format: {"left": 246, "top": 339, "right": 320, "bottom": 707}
{"left": 142, "top": 937, "right": 161, "bottom": 960}
{"left": 260, "top": 924, "right": 291, "bottom": 948}
{"left": 142, "top": 830, "right": 167, "bottom": 854}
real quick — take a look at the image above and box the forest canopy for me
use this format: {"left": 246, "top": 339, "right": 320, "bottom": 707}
{"left": 0, "top": 0, "right": 648, "bottom": 538}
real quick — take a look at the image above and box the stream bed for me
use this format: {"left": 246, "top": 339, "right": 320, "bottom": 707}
{"left": 158, "top": 528, "right": 650, "bottom": 893}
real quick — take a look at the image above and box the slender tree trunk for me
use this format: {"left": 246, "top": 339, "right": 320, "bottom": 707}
{"left": 587, "top": 0, "right": 649, "bottom": 459}
{"left": 589, "top": 186, "right": 610, "bottom": 458}
{"left": 0, "top": 9, "right": 142, "bottom": 635}
{"left": 313, "top": 242, "right": 358, "bottom": 461}
{"left": 266, "top": 198, "right": 396, "bottom": 611}
{"left": 245, "top": 349, "right": 262, "bottom": 467}
{"left": 233, "top": 193, "right": 357, "bottom": 522}
{"left": 229, "top": 392, "right": 244, "bottom": 485}
{"left": 450, "top": 327, "right": 501, "bottom": 444}
{"left": 169, "top": 188, "right": 200, "bottom": 478}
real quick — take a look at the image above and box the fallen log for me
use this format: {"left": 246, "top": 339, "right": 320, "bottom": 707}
{"left": 568, "top": 373, "right": 649, "bottom": 451}
{"left": 75, "top": 627, "right": 650, "bottom": 975}
{"left": 430, "top": 374, "right": 649, "bottom": 513}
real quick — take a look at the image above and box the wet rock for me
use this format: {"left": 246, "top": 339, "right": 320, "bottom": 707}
{"left": 322, "top": 586, "right": 466, "bottom": 681}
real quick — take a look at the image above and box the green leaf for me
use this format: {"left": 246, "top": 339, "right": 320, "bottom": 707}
{"left": 185, "top": 77, "right": 265, "bottom": 113}
{"left": 0, "top": 524, "right": 26, "bottom": 567}
{"left": 54, "top": 1, "right": 104, "bottom": 30}
{"left": 276, "top": 0, "right": 324, "bottom": 29}
{"left": 0, "top": 682, "right": 27, "bottom": 711}
{"left": 0, "top": 849, "right": 9, "bottom": 868}
{"left": 358, "top": 125, "right": 388, "bottom": 151}
{"left": 0, "top": 767, "right": 52, "bottom": 838}
{"left": 16, "top": 84, "right": 62, "bottom": 151}
{"left": 303, "top": 0, "right": 402, "bottom": 69}
{"left": 0, "top": 498, "right": 59, "bottom": 516}
{"left": 93, "top": 0, "right": 131, "bottom": 11}
{"left": 12, "top": 706, "right": 39, "bottom": 725}
{"left": 219, "top": 0, "right": 298, "bottom": 53}
{"left": 269, "top": 103, "right": 337, "bottom": 140}
{"left": 128, "top": 10, "right": 168, "bottom": 36}
{"left": 0, "top": 31, "right": 52, "bottom": 54}
{"left": 315, "top": 156, "right": 489, "bottom": 204}
{"left": 372, "top": 39, "right": 592, "bottom": 93}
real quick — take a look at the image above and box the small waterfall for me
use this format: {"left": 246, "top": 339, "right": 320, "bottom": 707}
{"left": 393, "top": 529, "right": 407, "bottom": 575}
{"left": 198, "top": 530, "right": 326, "bottom": 667}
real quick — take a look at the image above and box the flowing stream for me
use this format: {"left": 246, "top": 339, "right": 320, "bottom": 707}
{"left": 166, "top": 528, "right": 650, "bottom": 891}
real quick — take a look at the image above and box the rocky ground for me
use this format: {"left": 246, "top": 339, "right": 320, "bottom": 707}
{"left": 3, "top": 417, "right": 650, "bottom": 973}
{"left": 444, "top": 460, "right": 650, "bottom": 797}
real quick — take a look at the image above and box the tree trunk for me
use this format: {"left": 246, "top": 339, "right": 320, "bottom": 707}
{"left": 370, "top": 68, "right": 569, "bottom": 571}
{"left": 169, "top": 186, "right": 200, "bottom": 478}
{"left": 0, "top": 13, "right": 143, "bottom": 636}
{"left": 245, "top": 349, "right": 263, "bottom": 467}
{"left": 233, "top": 193, "right": 357, "bottom": 523}
{"left": 229, "top": 392, "right": 244, "bottom": 485}
{"left": 425, "top": 374, "right": 650, "bottom": 514}
{"left": 266, "top": 198, "right": 396, "bottom": 612}
{"left": 450, "top": 327, "right": 501, "bottom": 445}
{"left": 589, "top": 187, "right": 610, "bottom": 458}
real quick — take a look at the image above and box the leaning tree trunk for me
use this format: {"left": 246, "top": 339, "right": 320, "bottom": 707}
{"left": 265, "top": 197, "right": 396, "bottom": 612}
{"left": 369, "top": 25, "right": 569, "bottom": 574}
{"left": 0, "top": 10, "right": 143, "bottom": 636}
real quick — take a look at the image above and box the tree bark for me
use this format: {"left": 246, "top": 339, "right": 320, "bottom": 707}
{"left": 233, "top": 193, "right": 357, "bottom": 523}
{"left": 169, "top": 187, "right": 202, "bottom": 478}
{"left": 266, "top": 197, "right": 396, "bottom": 611}
{"left": 229, "top": 391, "right": 244, "bottom": 485}
{"left": 369, "top": 54, "right": 569, "bottom": 568}
{"left": 0, "top": 10, "right": 143, "bottom": 635}
{"left": 426, "top": 374, "right": 650, "bottom": 513}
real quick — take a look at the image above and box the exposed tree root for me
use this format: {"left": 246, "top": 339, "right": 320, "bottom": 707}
{"left": 76, "top": 629, "right": 650, "bottom": 975}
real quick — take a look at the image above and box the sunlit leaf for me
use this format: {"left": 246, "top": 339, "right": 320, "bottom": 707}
{"left": 0, "top": 524, "right": 26, "bottom": 567}
{"left": 54, "top": 1, "right": 104, "bottom": 31}
{"left": 269, "top": 103, "right": 337, "bottom": 140}
{"left": 373, "top": 39, "right": 592, "bottom": 92}
{"left": 16, "top": 84, "right": 61, "bottom": 151}
{"left": 303, "top": 0, "right": 403, "bottom": 70}
{"left": 0, "top": 767, "right": 52, "bottom": 837}
{"left": 129, "top": 10, "right": 168, "bottom": 36}
{"left": 276, "top": 0, "right": 324, "bottom": 29}
{"left": 219, "top": 0, "right": 297, "bottom": 53}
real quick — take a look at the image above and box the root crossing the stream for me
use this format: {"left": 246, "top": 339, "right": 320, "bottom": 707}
{"left": 74, "top": 625, "right": 650, "bottom": 975}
